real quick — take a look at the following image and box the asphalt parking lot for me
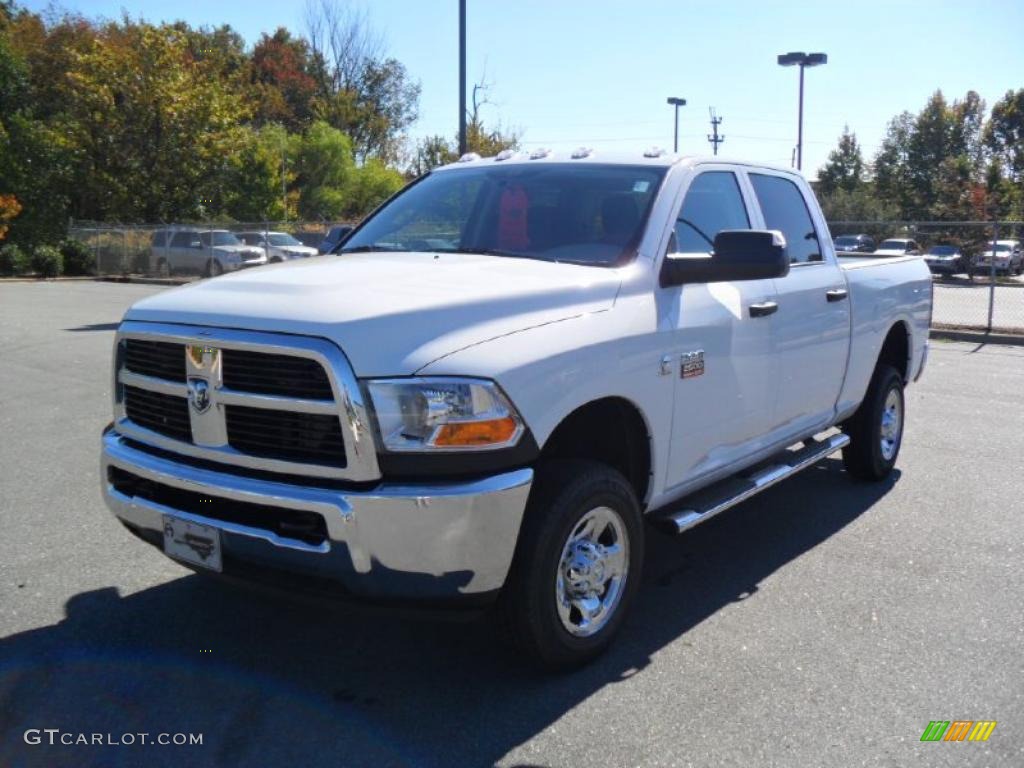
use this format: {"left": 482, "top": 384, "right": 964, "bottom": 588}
{"left": 1, "top": 281, "right": 1022, "bottom": 768}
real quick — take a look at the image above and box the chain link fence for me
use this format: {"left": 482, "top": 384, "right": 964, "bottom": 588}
{"left": 67, "top": 221, "right": 351, "bottom": 279}
{"left": 830, "top": 221, "right": 1024, "bottom": 334}
{"left": 66, "top": 218, "right": 1024, "bottom": 335}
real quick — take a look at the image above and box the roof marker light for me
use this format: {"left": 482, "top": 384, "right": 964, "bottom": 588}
{"left": 494, "top": 149, "right": 517, "bottom": 161}
{"left": 529, "top": 148, "right": 551, "bottom": 160}
{"left": 643, "top": 147, "right": 666, "bottom": 158}
{"left": 457, "top": 152, "right": 482, "bottom": 163}
{"left": 571, "top": 147, "right": 593, "bottom": 159}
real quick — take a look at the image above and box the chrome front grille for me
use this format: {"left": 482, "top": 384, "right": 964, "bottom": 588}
{"left": 123, "top": 385, "right": 191, "bottom": 442}
{"left": 221, "top": 349, "right": 333, "bottom": 399}
{"left": 112, "top": 321, "right": 380, "bottom": 481}
{"left": 124, "top": 339, "right": 186, "bottom": 382}
{"left": 224, "top": 405, "right": 346, "bottom": 467}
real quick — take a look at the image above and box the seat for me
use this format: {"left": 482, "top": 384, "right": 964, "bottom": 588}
{"left": 600, "top": 193, "right": 639, "bottom": 246}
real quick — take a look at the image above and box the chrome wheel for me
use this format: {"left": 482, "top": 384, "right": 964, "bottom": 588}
{"left": 555, "top": 506, "right": 629, "bottom": 638}
{"left": 879, "top": 388, "right": 902, "bottom": 461}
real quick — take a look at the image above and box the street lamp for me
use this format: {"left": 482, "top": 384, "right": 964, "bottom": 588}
{"left": 776, "top": 52, "right": 827, "bottom": 171}
{"left": 666, "top": 97, "right": 687, "bottom": 153}
{"left": 458, "top": 0, "right": 467, "bottom": 155}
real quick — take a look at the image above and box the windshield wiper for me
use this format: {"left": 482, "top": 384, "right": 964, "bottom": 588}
{"left": 339, "top": 244, "right": 409, "bottom": 254}
{"left": 445, "top": 246, "right": 552, "bottom": 262}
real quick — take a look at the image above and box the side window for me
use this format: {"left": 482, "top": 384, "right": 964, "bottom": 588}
{"left": 749, "top": 173, "right": 822, "bottom": 263}
{"left": 170, "top": 232, "right": 192, "bottom": 248}
{"left": 673, "top": 171, "right": 750, "bottom": 253}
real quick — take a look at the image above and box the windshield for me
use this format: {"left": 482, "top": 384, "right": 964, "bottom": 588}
{"left": 988, "top": 244, "right": 1012, "bottom": 253}
{"left": 268, "top": 233, "right": 302, "bottom": 246}
{"left": 341, "top": 163, "right": 668, "bottom": 266}
{"left": 878, "top": 240, "right": 908, "bottom": 250}
{"left": 928, "top": 245, "right": 957, "bottom": 255}
{"left": 200, "top": 231, "right": 241, "bottom": 247}
{"left": 834, "top": 236, "right": 859, "bottom": 245}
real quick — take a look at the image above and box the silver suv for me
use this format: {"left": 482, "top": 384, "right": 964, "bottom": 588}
{"left": 151, "top": 229, "right": 267, "bottom": 277}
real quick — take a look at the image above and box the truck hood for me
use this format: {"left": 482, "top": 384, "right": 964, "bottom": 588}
{"left": 124, "top": 251, "right": 622, "bottom": 376}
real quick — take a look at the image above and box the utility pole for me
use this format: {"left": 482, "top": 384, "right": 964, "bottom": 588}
{"left": 707, "top": 108, "right": 724, "bottom": 156}
{"left": 458, "top": 0, "right": 467, "bottom": 155}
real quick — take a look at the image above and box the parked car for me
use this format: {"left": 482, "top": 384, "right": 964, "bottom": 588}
{"left": 150, "top": 229, "right": 267, "bottom": 277}
{"left": 833, "top": 233, "right": 876, "bottom": 253}
{"left": 874, "top": 238, "right": 922, "bottom": 256}
{"left": 923, "top": 244, "right": 966, "bottom": 276}
{"left": 972, "top": 240, "right": 1023, "bottom": 276}
{"left": 318, "top": 225, "right": 354, "bottom": 254}
{"left": 104, "top": 152, "right": 931, "bottom": 669}
{"left": 237, "top": 231, "right": 318, "bottom": 262}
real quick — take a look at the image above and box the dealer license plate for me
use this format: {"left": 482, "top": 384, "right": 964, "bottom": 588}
{"left": 162, "top": 515, "right": 223, "bottom": 572}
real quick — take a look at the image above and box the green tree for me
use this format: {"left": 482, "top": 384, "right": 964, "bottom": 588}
{"left": 222, "top": 124, "right": 291, "bottom": 221}
{"left": 291, "top": 120, "right": 356, "bottom": 219}
{"left": 304, "top": 1, "right": 420, "bottom": 164}
{"left": 57, "top": 20, "right": 249, "bottom": 221}
{"left": 0, "top": 26, "right": 72, "bottom": 245}
{"left": 817, "top": 127, "right": 865, "bottom": 197}
{"left": 985, "top": 89, "right": 1024, "bottom": 181}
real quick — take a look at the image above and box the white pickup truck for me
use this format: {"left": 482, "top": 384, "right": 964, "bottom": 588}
{"left": 101, "top": 151, "right": 931, "bottom": 669}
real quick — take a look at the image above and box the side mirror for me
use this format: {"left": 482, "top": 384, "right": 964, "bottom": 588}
{"left": 660, "top": 230, "right": 790, "bottom": 287}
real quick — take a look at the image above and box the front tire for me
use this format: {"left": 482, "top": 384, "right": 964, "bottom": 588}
{"left": 842, "top": 365, "right": 904, "bottom": 481}
{"left": 205, "top": 259, "right": 223, "bottom": 277}
{"left": 501, "top": 460, "right": 644, "bottom": 671}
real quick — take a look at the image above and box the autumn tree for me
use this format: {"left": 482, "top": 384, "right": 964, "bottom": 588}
{"left": 250, "top": 28, "right": 318, "bottom": 131}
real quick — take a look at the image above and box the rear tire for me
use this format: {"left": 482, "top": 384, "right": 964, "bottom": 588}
{"left": 156, "top": 258, "right": 170, "bottom": 278}
{"left": 842, "top": 365, "right": 904, "bottom": 481}
{"left": 500, "top": 460, "right": 644, "bottom": 671}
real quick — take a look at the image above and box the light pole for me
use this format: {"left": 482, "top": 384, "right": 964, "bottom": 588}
{"left": 776, "top": 52, "right": 827, "bottom": 171}
{"left": 458, "top": 0, "right": 467, "bottom": 155}
{"left": 666, "top": 97, "right": 686, "bottom": 153}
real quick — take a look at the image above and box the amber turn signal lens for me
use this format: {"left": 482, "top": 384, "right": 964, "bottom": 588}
{"left": 432, "top": 417, "right": 519, "bottom": 447}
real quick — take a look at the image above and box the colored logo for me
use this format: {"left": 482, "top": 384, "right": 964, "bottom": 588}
{"left": 920, "top": 721, "right": 996, "bottom": 742}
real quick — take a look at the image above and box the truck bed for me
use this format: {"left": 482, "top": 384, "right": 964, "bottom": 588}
{"left": 837, "top": 253, "right": 923, "bottom": 269}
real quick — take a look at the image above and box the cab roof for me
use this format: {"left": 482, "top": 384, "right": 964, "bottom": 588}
{"left": 434, "top": 149, "right": 802, "bottom": 177}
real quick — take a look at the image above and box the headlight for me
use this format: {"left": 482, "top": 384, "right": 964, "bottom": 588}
{"left": 365, "top": 378, "right": 523, "bottom": 452}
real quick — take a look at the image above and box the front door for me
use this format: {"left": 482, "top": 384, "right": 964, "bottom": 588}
{"left": 659, "top": 168, "right": 780, "bottom": 491}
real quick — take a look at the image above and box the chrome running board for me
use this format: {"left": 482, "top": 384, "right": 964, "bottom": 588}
{"left": 652, "top": 433, "right": 851, "bottom": 534}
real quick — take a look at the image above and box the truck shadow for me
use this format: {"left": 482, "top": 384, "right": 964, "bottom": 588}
{"left": 0, "top": 458, "right": 898, "bottom": 768}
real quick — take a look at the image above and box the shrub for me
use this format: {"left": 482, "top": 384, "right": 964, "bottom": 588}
{"left": 0, "top": 243, "right": 31, "bottom": 276}
{"left": 129, "top": 250, "right": 151, "bottom": 275}
{"left": 31, "top": 245, "right": 63, "bottom": 278}
{"left": 59, "top": 238, "right": 96, "bottom": 275}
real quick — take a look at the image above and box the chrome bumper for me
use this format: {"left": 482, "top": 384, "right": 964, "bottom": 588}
{"left": 101, "top": 429, "right": 532, "bottom": 600}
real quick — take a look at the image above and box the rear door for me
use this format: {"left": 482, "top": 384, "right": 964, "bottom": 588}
{"left": 167, "top": 231, "right": 192, "bottom": 272}
{"left": 661, "top": 167, "right": 780, "bottom": 490}
{"left": 746, "top": 171, "right": 850, "bottom": 440}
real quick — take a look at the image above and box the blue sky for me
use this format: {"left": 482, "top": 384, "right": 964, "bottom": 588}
{"left": 22, "top": 0, "right": 1024, "bottom": 176}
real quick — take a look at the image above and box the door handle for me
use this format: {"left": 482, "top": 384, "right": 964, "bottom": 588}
{"left": 748, "top": 301, "right": 779, "bottom": 318}
{"left": 826, "top": 288, "right": 848, "bottom": 302}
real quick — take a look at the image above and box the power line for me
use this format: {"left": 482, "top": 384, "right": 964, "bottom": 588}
{"left": 707, "top": 108, "right": 724, "bottom": 156}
